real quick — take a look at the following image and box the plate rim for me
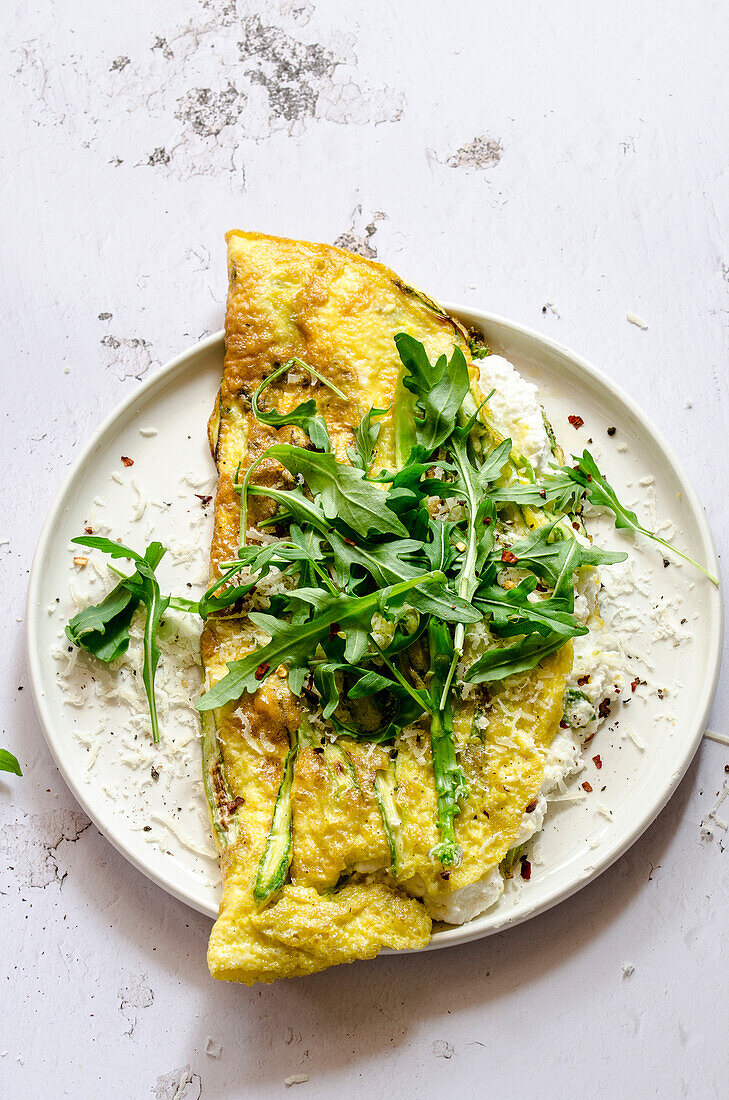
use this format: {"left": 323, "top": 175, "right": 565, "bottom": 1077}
{"left": 26, "top": 311, "right": 723, "bottom": 945}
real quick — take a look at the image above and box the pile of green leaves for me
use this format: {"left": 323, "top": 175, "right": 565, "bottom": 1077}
{"left": 65, "top": 336, "right": 715, "bottom": 860}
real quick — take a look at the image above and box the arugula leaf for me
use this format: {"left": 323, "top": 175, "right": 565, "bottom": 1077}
{"left": 427, "top": 619, "right": 468, "bottom": 866}
{"left": 326, "top": 532, "right": 481, "bottom": 622}
{"left": 197, "top": 571, "right": 447, "bottom": 711}
{"left": 66, "top": 541, "right": 166, "bottom": 661}
{"left": 465, "top": 632, "right": 568, "bottom": 684}
{"left": 70, "top": 536, "right": 169, "bottom": 743}
{"left": 348, "top": 406, "right": 388, "bottom": 471}
{"left": 488, "top": 471, "right": 584, "bottom": 512}
{"left": 249, "top": 483, "right": 331, "bottom": 534}
{"left": 474, "top": 576, "right": 588, "bottom": 639}
{"left": 264, "top": 444, "right": 409, "bottom": 538}
{"left": 0, "top": 749, "right": 21, "bottom": 776}
{"left": 394, "top": 334, "right": 471, "bottom": 460}
{"left": 494, "top": 521, "right": 627, "bottom": 597}
{"left": 438, "top": 435, "right": 511, "bottom": 707}
{"left": 251, "top": 358, "right": 348, "bottom": 453}
{"left": 566, "top": 450, "right": 718, "bottom": 585}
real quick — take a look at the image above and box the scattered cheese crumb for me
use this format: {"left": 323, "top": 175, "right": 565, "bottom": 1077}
{"left": 626, "top": 313, "right": 648, "bottom": 330}
{"left": 205, "top": 1038, "right": 223, "bottom": 1059}
{"left": 284, "top": 1075, "right": 309, "bottom": 1087}
{"left": 139, "top": 427, "right": 158, "bottom": 437}
{"left": 622, "top": 963, "right": 635, "bottom": 978}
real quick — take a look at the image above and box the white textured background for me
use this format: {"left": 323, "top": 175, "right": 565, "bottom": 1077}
{"left": 2, "top": 2, "right": 728, "bottom": 1097}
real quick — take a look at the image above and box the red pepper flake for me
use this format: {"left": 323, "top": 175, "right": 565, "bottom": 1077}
{"left": 592, "top": 754, "right": 603, "bottom": 769}
{"left": 121, "top": 455, "right": 134, "bottom": 467}
{"left": 254, "top": 662, "right": 270, "bottom": 681}
{"left": 84, "top": 525, "right": 93, "bottom": 535}
{"left": 568, "top": 414, "right": 584, "bottom": 429}
{"left": 607, "top": 426, "right": 616, "bottom": 437}
{"left": 577, "top": 674, "right": 590, "bottom": 686}
{"left": 329, "top": 622, "right": 341, "bottom": 640}
{"left": 525, "top": 798, "right": 538, "bottom": 813}
{"left": 572, "top": 521, "right": 581, "bottom": 531}
{"left": 226, "top": 796, "right": 245, "bottom": 813}
{"left": 501, "top": 549, "right": 518, "bottom": 564}
{"left": 559, "top": 719, "right": 569, "bottom": 729}
{"left": 343, "top": 536, "right": 356, "bottom": 547}
{"left": 539, "top": 489, "right": 547, "bottom": 499}
{"left": 582, "top": 781, "right": 593, "bottom": 793}
{"left": 483, "top": 516, "right": 491, "bottom": 525}
{"left": 598, "top": 698, "right": 611, "bottom": 720}
{"left": 631, "top": 677, "right": 642, "bottom": 693}
{"left": 195, "top": 493, "right": 212, "bottom": 506}
{"left": 520, "top": 858, "right": 532, "bottom": 881}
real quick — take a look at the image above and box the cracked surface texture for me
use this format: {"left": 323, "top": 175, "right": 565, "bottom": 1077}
{"left": 2, "top": 0, "right": 729, "bottom": 1096}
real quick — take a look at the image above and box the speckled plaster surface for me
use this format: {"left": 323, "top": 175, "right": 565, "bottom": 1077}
{"left": 1, "top": 1, "right": 728, "bottom": 1097}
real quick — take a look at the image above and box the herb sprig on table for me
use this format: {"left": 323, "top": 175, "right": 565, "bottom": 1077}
{"left": 65, "top": 335, "right": 716, "bottom": 863}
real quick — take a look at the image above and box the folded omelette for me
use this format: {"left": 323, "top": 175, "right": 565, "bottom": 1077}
{"left": 199, "top": 231, "right": 574, "bottom": 985}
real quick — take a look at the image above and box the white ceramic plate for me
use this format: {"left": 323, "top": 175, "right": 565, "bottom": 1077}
{"left": 26, "top": 309, "right": 723, "bottom": 947}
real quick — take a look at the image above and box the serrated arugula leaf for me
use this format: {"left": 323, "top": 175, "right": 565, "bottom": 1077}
{"left": 66, "top": 541, "right": 166, "bottom": 661}
{"left": 436, "top": 435, "right": 512, "bottom": 707}
{"left": 394, "top": 334, "right": 471, "bottom": 460}
{"left": 488, "top": 471, "right": 584, "bottom": 511}
{"left": 248, "top": 484, "right": 331, "bottom": 534}
{"left": 565, "top": 450, "right": 718, "bottom": 584}
{"left": 494, "top": 521, "right": 627, "bottom": 598}
{"left": 348, "top": 406, "right": 388, "bottom": 471}
{"left": 107, "top": 559, "right": 170, "bottom": 745}
{"left": 474, "top": 575, "right": 588, "bottom": 639}
{"left": 326, "top": 532, "right": 481, "bottom": 622}
{"left": 265, "top": 444, "right": 409, "bottom": 538}
{"left": 465, "top": 632, "right": 568, "bottom": 684}
{"left": 251, "top": 358, "right": 348, "bottom": 453}
{"left": 69, "top": 536, "right": 170, "bottom": 743}
{"left": 0, "top": 749, "right": 22, "bottom": 776}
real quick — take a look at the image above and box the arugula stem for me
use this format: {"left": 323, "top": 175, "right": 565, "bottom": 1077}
{"left": 253, "top": 357, "right": 348, "bottom": 413}
{"left": 633, "top": 527, "right": 718, "bottom": 585}
{"left": 368, "top": 635, "right": 432, "bottom": 714}
{"left": 439, "top": 435, "right": 480, "bottom": 709}
{"left": 233, "top": 453, "right": 267, "bottom": 550}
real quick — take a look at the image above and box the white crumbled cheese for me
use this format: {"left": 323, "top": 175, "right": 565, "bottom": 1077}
{"left": 130, "top": 480, "right": 148, "bottom": 522}
{"left": 627, "top": 313, "right": 649, "bottom": 330}
{"left": 477, "top": 355, "right": 552, "bottom": 473}
{"left": 421, "top": 865, "right": 504, "bottom": 924}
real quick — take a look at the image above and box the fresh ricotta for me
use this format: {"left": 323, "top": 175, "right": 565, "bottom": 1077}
{"left": 478, "top": 354, "right": 553, "bottom": 473}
